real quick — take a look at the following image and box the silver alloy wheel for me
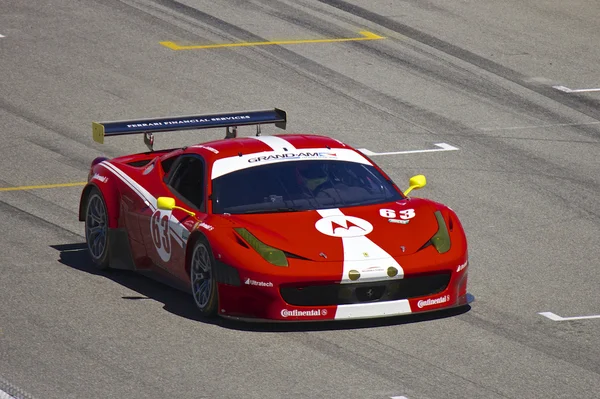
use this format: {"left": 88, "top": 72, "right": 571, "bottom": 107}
{"left": 86, "top": 193, "right": 108, "bottom": 260}
{"left": 191, "top": 242, "right": 212, "bottom": 309}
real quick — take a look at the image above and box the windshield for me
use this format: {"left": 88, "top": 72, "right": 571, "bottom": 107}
{"left": 211, "top": 160, "right": 403, "bottom": 214}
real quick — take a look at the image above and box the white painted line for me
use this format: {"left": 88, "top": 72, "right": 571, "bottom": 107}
{"left": 358, "top": 142, "right": 459, "bottom": 156}
{"left": 0, "top": 388, "right": 18, "bottom": 399}
{"left": 390, "top": 396, "right": 409, "bottom": 399}
{"left": 0, "top": 34, "right": 5, "bottom": 38}
{"left": 553, "top": 85, "right": 600, "bottom": 93}
{"left": 480, "top": 121, "right": 600, "bottom": 131}
{"left": 538, "top": 311, "right": 600, "bottom": 321}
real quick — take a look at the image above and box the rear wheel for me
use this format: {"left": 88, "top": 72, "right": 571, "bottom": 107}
{"left": 85, "top": 188, "right": 110, "bottom": 270}
{"left": 190, "top": 237, "right": 218, "bottom": 317}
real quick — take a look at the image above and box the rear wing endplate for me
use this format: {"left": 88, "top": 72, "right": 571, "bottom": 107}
{"left": 92, "top": 108, "right": 287, "bottom": 148}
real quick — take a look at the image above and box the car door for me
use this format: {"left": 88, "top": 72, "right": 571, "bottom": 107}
{"left": 137, "top": 153, "right": 190, "bottom": 276}
{"left": 157, "top": 154, "right": 208, "bottom": 281}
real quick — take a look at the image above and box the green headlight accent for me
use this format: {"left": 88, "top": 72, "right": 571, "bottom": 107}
{"left": 431, "top": 211, "right": 451, "bottom": 254}
{"left": 234, "top": 228, "right": 289, "bottom": 267}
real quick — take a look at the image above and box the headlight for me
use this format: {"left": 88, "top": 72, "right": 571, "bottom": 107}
{"left": 431, "top": 211, "right": 451, "bottom": 253}
{"left": 234, "top": 228, "right": 288, "bottom": 267}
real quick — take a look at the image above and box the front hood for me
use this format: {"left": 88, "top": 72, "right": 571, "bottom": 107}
{"left": 227, "top": 198, "right": 440, "bottom": 262}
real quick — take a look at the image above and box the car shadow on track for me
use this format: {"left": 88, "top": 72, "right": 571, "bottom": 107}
{"left": 52, "top": 242, "right": 472, "bottom": 332}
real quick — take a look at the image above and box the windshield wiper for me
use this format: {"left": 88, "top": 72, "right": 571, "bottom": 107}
{"left": 241, "top": 207, "right": 301, "bottom": 214}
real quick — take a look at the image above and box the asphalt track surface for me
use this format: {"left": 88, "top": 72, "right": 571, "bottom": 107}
{"left": 1, "top": 1, "right": 599, "bottom": 398}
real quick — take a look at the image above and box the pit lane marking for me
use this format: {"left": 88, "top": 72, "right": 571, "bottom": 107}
{"left": 357, "top": 142, "right": 459, "bottom": 156}
{"left": 0, "top": 34, "right": 5, "bottom": 38}
{"left": 0, "top": 182, "right": 86, "bottom": 192}
{"left": 160, "top": 30, "right": 384, "bottom": 50}
{"left": 553, "top": 85, "right": 600, "bottom": 93}
{"left": 538, "top": 312, "right": 600, "bottom": 321}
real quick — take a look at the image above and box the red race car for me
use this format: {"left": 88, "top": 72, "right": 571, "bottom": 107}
{"left": 79, "top": 109, "right": 468, "bottom": 321}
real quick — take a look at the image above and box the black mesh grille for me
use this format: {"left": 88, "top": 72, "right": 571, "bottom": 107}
{"left": 280, "top": 271, "right": 451, "bottom": 306}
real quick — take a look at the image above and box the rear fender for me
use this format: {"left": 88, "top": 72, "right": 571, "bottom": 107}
{"left": 78, "top": 181, "right": 121, "bottom": 228}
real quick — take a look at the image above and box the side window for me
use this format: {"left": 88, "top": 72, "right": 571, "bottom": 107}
{"left": 161, "top": 156, "right": 178, "bottom": 174}
{"left": 167, "top": 156, "right": 206, "bottom": 211}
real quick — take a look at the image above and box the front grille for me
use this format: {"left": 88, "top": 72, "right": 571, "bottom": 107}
{"left": 280, "top": 271, "right": 451, "bottom": 306}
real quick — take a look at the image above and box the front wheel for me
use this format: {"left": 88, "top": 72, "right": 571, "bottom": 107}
{"left": 84, "top": 188, "right": 110, "bottom": 270}
{"left": 189, "top": 237, "right": 218, "bottom": 317}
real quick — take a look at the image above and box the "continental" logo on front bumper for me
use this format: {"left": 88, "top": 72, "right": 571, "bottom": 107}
{"left": 417, "top": 295, "right": 450, "bottom": 309}
{"left": 280, "top": 309, "right": 327, "bottom": 317}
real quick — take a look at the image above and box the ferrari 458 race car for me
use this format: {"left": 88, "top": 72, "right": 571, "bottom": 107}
{"left": 79, "top": 108, "right": 468, "bottom": 321}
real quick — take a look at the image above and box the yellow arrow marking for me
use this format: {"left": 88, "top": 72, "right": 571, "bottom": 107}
{"left": 160, "top": 31, "right": 384, "bottom": 50}
{"left": 0, "top": 182, "right": 87, "bottom": 192}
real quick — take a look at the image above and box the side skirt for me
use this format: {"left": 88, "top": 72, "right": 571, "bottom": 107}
{"left": 108, "top": 228, "right": 137, "bottom": 270}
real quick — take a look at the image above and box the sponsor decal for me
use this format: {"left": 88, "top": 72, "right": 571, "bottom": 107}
{"left": 362, "top": 266, "right": 384, "bottom": 274}
{"left": 456, "top": 260, "right": 468, "bottom": 272}
{"left": 126, "top": 115, "right": 251, "bottom": 129}
{"left": 244, "top": 278, "right": 273, "bottom": 287}
{"left": 248, "top": 152, "right": 337, "bottom": 163}
{"left": 195, "top": 145, "right": 219, "bottom": 154}
{"left": 280, "top": 309, "right": 327, "bottom": 318}
{"left": 417, "top": 295, "right": 450, "bottom": 309}
{"left": 315, "top": 215, "right": 373, "bottom": 238}
{"left": 194, "top": 221, "right": 215, "bottom": 231}
{"left": 199, "top": 222, "right": 214, "bottom": 231}
{"left": 126, "top": 122, "right": 163, "bottom": 128}
{"left": 388, "top": 218, "right": 409, "bottom": 224}
{"left": 349, "top": 266, "right": 390, "bottom": 281}
{"left": 91, "top": 173, "right": 108, "bottom": 183}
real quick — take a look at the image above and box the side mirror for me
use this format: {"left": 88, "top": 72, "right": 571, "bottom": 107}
{"left": 157, "top": 197, "right": 176, "bottom": 211}
{"left": 156, "top": 197, "right": 196, "bottom": 217}
{"left": 403, "top": 174, "right": 426, "bottom": 196}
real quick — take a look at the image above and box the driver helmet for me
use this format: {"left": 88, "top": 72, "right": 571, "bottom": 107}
{"left": 297, "top": 163, "right": 329, "bottom": 191}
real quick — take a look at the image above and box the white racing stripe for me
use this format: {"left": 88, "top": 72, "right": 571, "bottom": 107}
{"left": 335, "top": 299, "right": 412, "bottom": 320}
{"left": 99, "top": 161, "right": 185, "bottom": 247}
{"left": 250, "top": 135, "right": 297, "bottom": 151}
{"left": 316, "top": 209, "right": 404, "bottom": 284}
{"left": 100, "top": 162, "right": 157, "bottom": 210}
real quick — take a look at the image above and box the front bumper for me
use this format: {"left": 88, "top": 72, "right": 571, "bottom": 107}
{"left": 216, "top": 261, "right": 468, "bottom": 322}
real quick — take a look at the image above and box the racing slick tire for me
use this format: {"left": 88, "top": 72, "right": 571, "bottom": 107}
{"left": 84, "top": 187, "right": 110, "bottom": 270}
{"left": 189, "top": 236, "right": 218, "bottom": 317}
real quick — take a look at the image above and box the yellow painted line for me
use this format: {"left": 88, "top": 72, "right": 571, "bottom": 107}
{"left": 160, "top": 30, "right": 385, "bottom": 50}
{"left": 0, "top": 182, "right": 87, "bottom": 192}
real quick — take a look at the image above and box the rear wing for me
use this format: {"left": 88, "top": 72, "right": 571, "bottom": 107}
{"left": 92, "top": 108, "right": 287, "bottom": 149}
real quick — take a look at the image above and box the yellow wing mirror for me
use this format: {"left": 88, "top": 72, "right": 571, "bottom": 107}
{"left": 156, "top": 197, "right": 196, "bottom": 217}
{"left": 403, "top": 174, "right": 427, "bottom": 196}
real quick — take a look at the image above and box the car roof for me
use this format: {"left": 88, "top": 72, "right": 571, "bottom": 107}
{"left": 178, "top": 134, "right": 373, "bottom": 180}
{"left": 185, "top": 134, "right": 353, "bottom": 160}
